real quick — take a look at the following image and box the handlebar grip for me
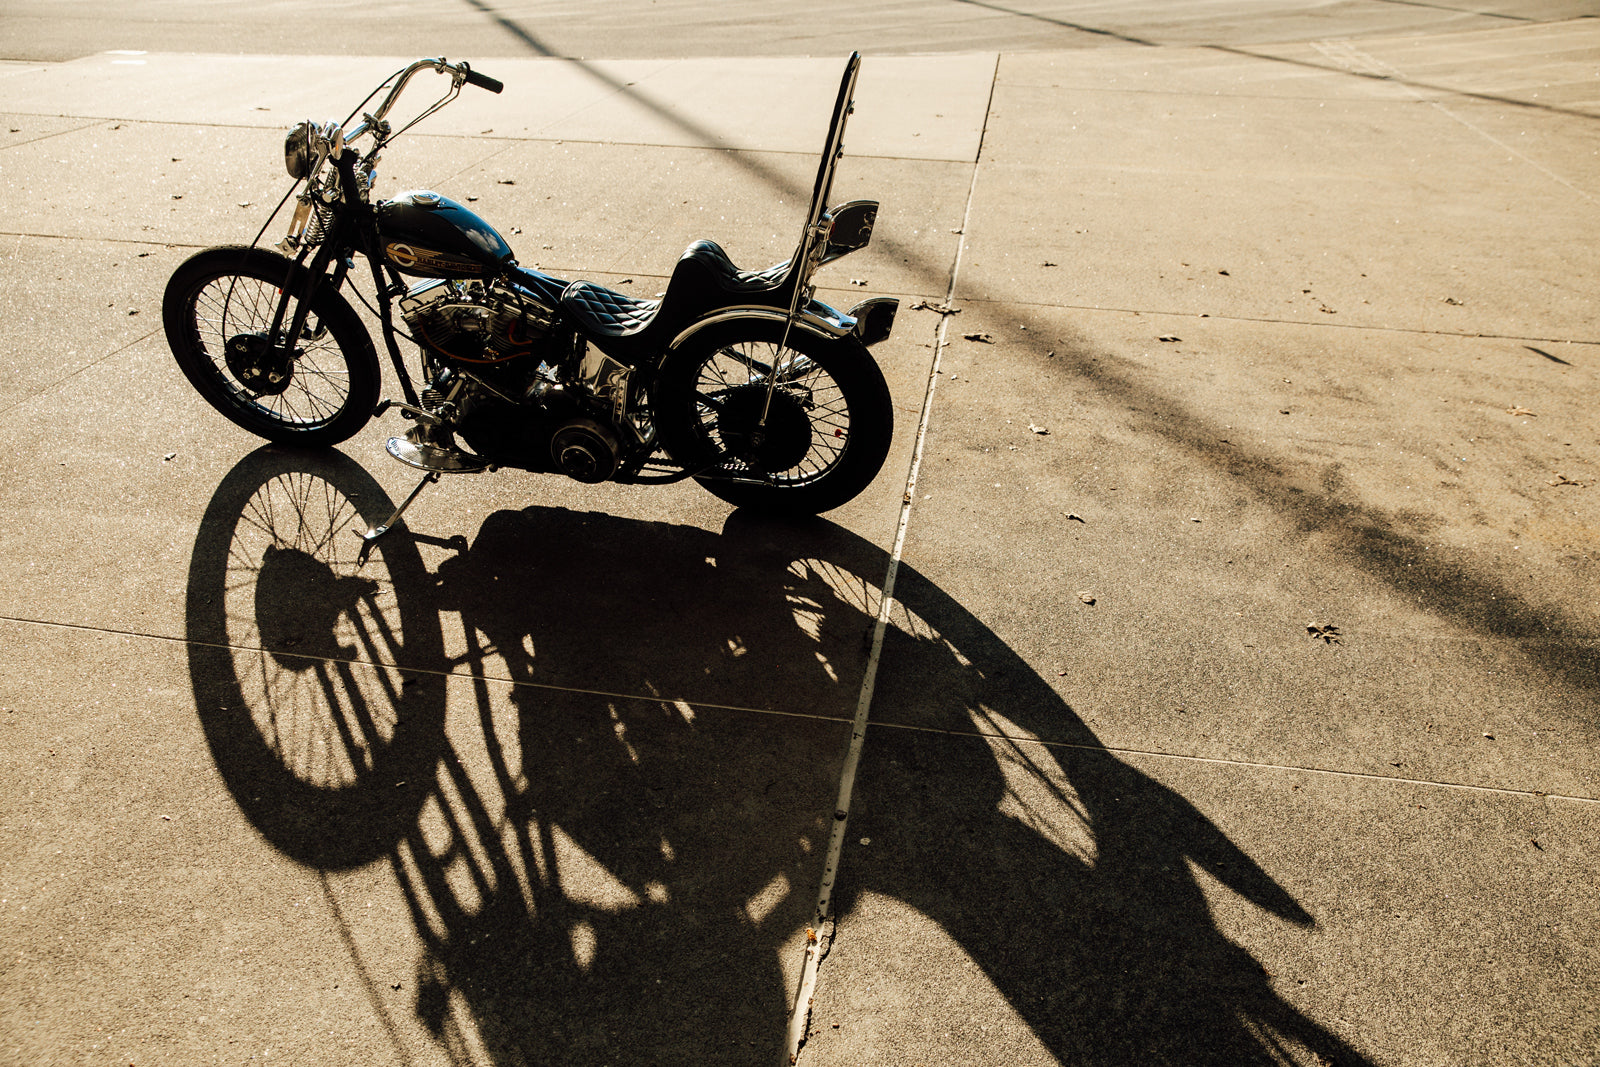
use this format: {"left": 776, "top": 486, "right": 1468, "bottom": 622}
{"left": 461, "top": 65, "right": 503, "bottom": 94}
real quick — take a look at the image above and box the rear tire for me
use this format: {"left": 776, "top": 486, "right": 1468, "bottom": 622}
{"left": 653, "top": 320, "right": 893, "bottom": 515}
{"left": 164, "top": 246, "right": 380, "bottom": 446}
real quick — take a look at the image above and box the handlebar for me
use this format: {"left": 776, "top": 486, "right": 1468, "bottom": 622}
{"left": 343, "top": 58, "right": 503, "bottom": 144}
{"left": 460, "top": 63, "right": 503, "bottom": 94}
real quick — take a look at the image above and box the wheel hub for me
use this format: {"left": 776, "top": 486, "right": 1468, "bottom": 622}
{"left": 225, "top": 332, "right": 295, "bottom": 396}
{"left": 716, "top": 385, "right": 812, "bottom": 473}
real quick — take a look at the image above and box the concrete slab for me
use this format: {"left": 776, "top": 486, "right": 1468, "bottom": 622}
{"left": 0, "top": 619, "right": 854, "bottom": 1065}
{"left": 0, "top": 234, "right": 169, "bottom": 411}
{"left": 958, "top": 48, "right": 1600, "bottom": 337}
{"left": 3, "top": 9, "right": 1598, "bottom": 1065}
{"left": 0, "top": 52, "right": 993, "bottom": 162}
{"left": 803, "top": 724, "right": 1600, "bottom": 1065}
{"left": 0, "top": 112, "right": 97, "bottom": 149}
{"left": 883, "top": 299, "right": 1600, "bottom": 795}
{"left": 1247, "top": 17, "right": 1600, "bottom": 115}
{"left": 7, "top": 0, "right": 1597, "bottom": 63}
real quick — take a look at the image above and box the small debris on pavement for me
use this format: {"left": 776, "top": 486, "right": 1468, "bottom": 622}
{"left": 1444, "top": 297, "right": 1464, "bottom": 305}
{"left": 1506, "top": 406, "right": 1536, "bottom": 417}
{"left": 127, "top": 308, "right": 139, "bottom": 316}
{"left": 163, "top": 452, "right": 177, "bottom": 462}
{"left": 1306, "top": 624, "right": 1342, "bottom": 644}
{"left": 1067, "top": 513, "right": 1086, "bottom": 523}
{"left": 849, "top": 278, "right": 868, "bottom": 286}
{"left": 1158, "top": 335, "right": 1181, "bottom": 343}
{"left": 465, "top": 195, "right": 479, "bottom": 202}
{"left": 1549, "top": 473, "right": 1585, "bottom": 487}
{"left": 964, "top": 332, "right": 995, "bottom": 343}
{"left": 1028, "top": 423, "right": 1049, "bottom": 435}
{"left": 1482, "top": 732, "right": 1495, "bottom": 740}
{"left": 909, "top": 300, "right": 958, "bottom": 314}
{"left": 497, "top": 177, "right": 516, "bottom": 185}
{"left": 1077, "top": 591, "right": 1096, "bottom": 605}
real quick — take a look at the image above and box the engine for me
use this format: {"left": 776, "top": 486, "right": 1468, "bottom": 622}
{"left": 397, "top": 278, "right": 653, "bottom": 482}
{"left": 398, "top": 277, "right": 556, "bottom": 365}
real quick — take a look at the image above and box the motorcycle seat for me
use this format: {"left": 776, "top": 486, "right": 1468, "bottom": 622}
{"left": 559, "top": 281, "right": 660, "bottom": 339}
{"left": 560, "top": 240, "right": 793, "bottom": 340}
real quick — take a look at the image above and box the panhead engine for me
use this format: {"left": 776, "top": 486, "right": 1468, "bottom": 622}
{"left": 398, "top": 277, "right": 557, "bottom": 365}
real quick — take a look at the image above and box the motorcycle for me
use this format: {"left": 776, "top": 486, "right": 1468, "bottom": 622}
{"left": 162, "top": 53, "right": 897, "bottom": 561}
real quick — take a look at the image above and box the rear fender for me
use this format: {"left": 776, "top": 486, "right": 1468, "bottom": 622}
{"left": 668, "top": 303, "right": 857, "bottom": 353}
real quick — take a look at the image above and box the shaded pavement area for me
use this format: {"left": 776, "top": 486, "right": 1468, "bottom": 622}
{"left": 1, "top": 3, "right": 1597, "bottom": 1064}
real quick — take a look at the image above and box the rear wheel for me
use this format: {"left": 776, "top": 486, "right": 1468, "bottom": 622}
{"left": 164, "top": 246, "right": 380, "bottom": 446}
{"left": 654, "top": 321, "right": 893, "bottom": 515}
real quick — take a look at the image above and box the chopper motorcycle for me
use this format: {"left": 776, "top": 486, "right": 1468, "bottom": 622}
{"left": 163, "top": 54, "right": 897, "bottom": 558}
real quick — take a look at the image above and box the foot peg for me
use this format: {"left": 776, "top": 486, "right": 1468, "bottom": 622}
{"left": 386, "top": 425, "right": 490, "bottom": 473}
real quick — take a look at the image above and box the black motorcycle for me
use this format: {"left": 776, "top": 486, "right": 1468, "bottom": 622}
{"left": 163, "top": 54, "right": 896, "bottom": 558}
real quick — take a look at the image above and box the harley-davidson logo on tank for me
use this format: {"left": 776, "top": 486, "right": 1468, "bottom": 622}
{"left": 383, "top": 242, "right": 490, "bottom": 278}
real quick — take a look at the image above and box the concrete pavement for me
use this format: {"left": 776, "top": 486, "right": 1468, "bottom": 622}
{"left": 1, "top": 5, "right": 1597, "bottom": 1065}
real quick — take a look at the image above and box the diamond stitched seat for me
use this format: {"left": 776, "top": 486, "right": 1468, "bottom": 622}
{"left": 559, "top": 281, "right": 661, "bottom": 339}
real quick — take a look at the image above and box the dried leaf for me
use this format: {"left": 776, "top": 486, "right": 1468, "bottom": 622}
{"left": 1077, "top": 591, "right": 1096, "bottom": 605}
{"left": 1506, "top": 406, "right": 1535, "bottom": 417}
{"left": 964, "top": 332, "right": 995, "bottom": 343}
{"left": 1306, "top": 624, "right": 1342, "bottom": 644}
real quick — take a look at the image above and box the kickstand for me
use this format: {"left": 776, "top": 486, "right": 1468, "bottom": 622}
{"left": 357, "top": 471, "right": 440, "bottom": 566}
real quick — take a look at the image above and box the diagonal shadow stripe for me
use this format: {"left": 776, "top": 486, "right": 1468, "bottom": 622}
{"left": 461, "top": 0, "right": 1600, "bottom": 709}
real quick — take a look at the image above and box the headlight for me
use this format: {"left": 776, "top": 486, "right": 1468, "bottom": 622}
{"left": 284, "top": 121, "right": 317, "bottom": 179}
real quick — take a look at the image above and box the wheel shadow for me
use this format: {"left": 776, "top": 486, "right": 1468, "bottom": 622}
{"left": 185, "top": 445, "right": 1371, "bottom": 1065}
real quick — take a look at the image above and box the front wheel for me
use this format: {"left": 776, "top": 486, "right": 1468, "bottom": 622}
{"left": 653, "top": 320, "right": 893, "bottom": 515}
{"left": 163, "top": 245, "right": 380, "bottom": 446}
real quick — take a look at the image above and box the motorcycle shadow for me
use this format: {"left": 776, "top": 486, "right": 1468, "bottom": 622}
{"left": 184, "top": 445, "right": 1369, "bottom": 1066}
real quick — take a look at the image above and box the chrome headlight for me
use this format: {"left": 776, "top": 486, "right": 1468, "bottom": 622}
{"left": 284, "top": 121, "right": 317, "bottom": 179}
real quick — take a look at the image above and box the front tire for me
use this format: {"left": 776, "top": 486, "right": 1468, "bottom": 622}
{"left": 654, "top": 320, "right": 893, "bottom": 515}
{"left": 164, "top": 245, "right": 380, "bottom": 446}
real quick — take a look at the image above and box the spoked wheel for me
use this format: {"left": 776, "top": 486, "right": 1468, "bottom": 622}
{"left": 654, "top": 321, "right": 894, "bottom": 515}
{"left": 164, "top": 245, "right": 380, "bottom": 446}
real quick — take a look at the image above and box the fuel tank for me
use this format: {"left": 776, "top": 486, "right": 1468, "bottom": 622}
{"left": 374, "top": 190, "right": 515, "bottom": 279}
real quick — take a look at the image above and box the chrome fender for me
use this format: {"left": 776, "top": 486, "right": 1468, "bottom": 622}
{"left": 668, "top": 297, "right": 898, "bottom": 353}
